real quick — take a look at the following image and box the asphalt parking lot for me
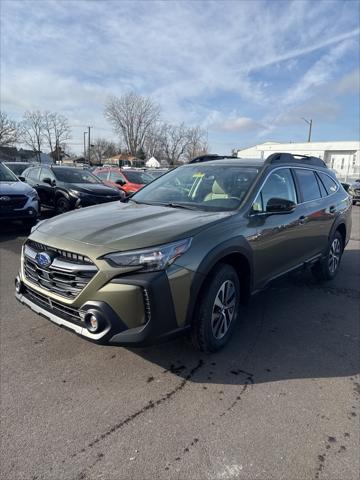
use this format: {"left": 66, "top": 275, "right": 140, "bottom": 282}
{"left": 0, "top": 208, "right": 359, "bottom": 480}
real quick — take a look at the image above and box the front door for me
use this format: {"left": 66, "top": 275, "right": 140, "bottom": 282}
{"left": 248, "top": 168, "right": 305, "bottom": 288}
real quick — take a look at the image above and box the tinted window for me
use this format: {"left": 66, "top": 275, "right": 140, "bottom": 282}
{"left": 52, "top": 168, "right": 101, "bottom": 184}
{"left": 5, "top": 163, "right": 29, "bottom": 176}
{"left": 109, "top": 171, "right": 126, "bottom": 182}
{"left": 295, "top": 169, "right": 321, "bottom": 202}
{"left": 253, "top": 168, "right": 297, "bottom": 212}
{"left": 95, "top": 170, "right": 109, "bottom": 180}
{"left": 318, "top": 172, "right": 338, "bottom": 195}
{"left": 26, "top": 167, "right": 40, "bottom": 181}
{"left": 316, "top": 174, "right": 327, "bottom": 197}
{"left": 124, "top": 171, "right": 153, "bottom": 184}
{"left": 39, "top": 168, "right": 55, "bottom": 182}
{"left": 0, "top": 163, "right": 18, "bottom": 182}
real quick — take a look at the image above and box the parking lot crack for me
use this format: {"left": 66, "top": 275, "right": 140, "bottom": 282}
{"left": 71, "top": 358, "right": 204, "bottom": 475}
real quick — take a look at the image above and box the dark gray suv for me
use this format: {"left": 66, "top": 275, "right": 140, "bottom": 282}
{"left": 16, "top": 153, "right": 352, "bottom": 352}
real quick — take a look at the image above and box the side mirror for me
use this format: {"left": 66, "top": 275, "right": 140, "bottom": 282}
{"left": 115, "top": 179, "right": 126, "bottom": 186}
{"left": 18, "top": 176, "right": 26, "bottom": 182}
{"left": 266, "top": 197, "right": 296, "bottom": 214}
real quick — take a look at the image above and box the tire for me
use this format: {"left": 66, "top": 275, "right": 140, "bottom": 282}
{"left": 191, "top": 263, "right": 240, "bottom": 352}
{"left": 56, "top": 196, "right": 71, "bottom": 214}
{"left": 312, "top": 230, "right": 343, "bottom": 281}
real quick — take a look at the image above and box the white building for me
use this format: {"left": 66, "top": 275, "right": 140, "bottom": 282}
{"left": 236, "top": 141, "right": 360, "bottom": 181}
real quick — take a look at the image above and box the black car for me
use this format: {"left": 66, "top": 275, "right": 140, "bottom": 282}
{"left": 22, "top": 165, "right": 125, "bottom": 213}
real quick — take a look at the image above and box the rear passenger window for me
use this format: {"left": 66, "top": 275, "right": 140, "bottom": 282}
{"left": 318, "top": 172, "right": 338, "bottom": 195}
{"left": 295, "top": 169, "right": 321, "bottom": 202}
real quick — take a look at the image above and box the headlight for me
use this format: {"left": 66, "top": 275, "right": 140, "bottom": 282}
{"left": 69, "top": 190, "right": 86, "bottom": 197}
{"left": 29, "top": 191, "right": 38, "bottom": 200}
{"left": 103, "top": 238, "right": 192, "bottom": 272}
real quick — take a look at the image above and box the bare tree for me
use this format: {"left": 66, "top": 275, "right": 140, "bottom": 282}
{"left": 184, "top": 126, "right": 209, "bottom": 162}
{"left": 90, "top": 138, "right": 118, "bottom": 164}
{"left": 20, "top": 111, "right": 45, "bottom": 162}
{"left": 43, "top": 111, "right": 71, "bottom": 160}
{"left": 0, "top": 111, "right": 19, "bottom": 147}
{"left": 160, "top": 123, "right": 194, "bottom": 165}
{"left": 143, "top": 123, "right": 165, "bottom": 159}
{"left": 104, "top": 92, "right": 160, "bottom": 156}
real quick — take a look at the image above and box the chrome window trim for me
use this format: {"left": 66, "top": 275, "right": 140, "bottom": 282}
{"left": 249, "top": 165, "right": 340, "bottom": 215}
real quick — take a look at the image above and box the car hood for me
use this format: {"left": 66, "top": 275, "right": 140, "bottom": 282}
{"left": 36, "top": 201, "right": 230, "bottom": 251}
{"left": 66, "top": 183, "right": 120, "bottom": 195}
{"left": 0, "top": 181, "right": 35, "bottom": 195}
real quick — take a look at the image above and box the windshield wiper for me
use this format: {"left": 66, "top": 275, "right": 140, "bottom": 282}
{"left": 160, "top": 202, "right": 199, "bottom": 210}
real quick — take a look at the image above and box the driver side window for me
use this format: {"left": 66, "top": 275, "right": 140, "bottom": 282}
{"left": 253, "top": 168, "right": 297, "bottom": 213}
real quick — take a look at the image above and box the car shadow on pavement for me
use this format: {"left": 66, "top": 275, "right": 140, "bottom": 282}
{"left": 128, "top": 250, "right": 360, "bottom": 387}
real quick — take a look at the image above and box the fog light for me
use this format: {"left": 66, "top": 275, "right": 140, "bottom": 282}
{"left": 15, "top": 276, "right": 23, "bottom": 294}
{"left": 84, "top": 311, "right": 103, "bottom": 333}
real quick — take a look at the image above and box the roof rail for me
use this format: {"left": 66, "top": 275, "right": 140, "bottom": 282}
{"left": 265, "top": 152, "right": 327, "bottom": 168}
{"left": 189, "top": 154, "right": 236, "bottom": 164}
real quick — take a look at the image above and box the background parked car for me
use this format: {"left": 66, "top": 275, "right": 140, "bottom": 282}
{"left": 0, "top": 162, "right": 39, "bottom": 226}
{"left": 4, "top": 162, "right": 38, "bottom": 177}
{"left": 22, "top": 165, "right": 124, "bottom": 213}
{"left": 93, "top": 167, "right": 153, "bottom": 195}
{"left": 348, "top": 179, "right": 360, "bottom": 205}
{"left": 146, "top": 168, "right": 169, "bottom": 179}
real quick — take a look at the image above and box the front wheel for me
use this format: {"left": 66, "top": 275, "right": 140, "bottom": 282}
{"left": 312, "top": 231, "right": 343, "bottom": 281}
{"left": 56, "top": 196, "right": 71, "bottom": 214}
{"left": 191, "top": 264, "right": 240, "bottom": 352}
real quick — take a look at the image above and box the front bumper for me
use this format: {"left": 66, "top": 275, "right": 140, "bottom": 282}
{"left": 15, "top": 270, "right": 187, "bottom": 346}
{"left": 0, "top": 199, "right": 39, "bottom": 220}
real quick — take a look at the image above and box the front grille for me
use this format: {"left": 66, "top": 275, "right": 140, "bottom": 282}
{"left": 23, "top": 284, "right": 83, "bottom": 325}
{"left": 26, "top": 240, "right": 93, "bottom": 264}
{"left": 0, "top": 194, "right": 27, "bottom": 211}
{"left": 23, "top": 241, "right": 98, "bottom": 299}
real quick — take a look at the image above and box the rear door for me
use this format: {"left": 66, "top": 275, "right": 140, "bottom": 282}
{"left": 293, "top": 168, "right": 335, "bottom": 259}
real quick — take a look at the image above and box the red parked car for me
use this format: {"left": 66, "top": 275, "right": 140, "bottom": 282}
{"left": 93, "top": 167, "right": 153, "bottom": 195}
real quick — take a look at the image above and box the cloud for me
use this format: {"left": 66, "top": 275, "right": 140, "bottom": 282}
{"left": 216, "top": 117, "right": 264, "bottom": 132}
{"left": 335, "top": 69, "right": 360, "bottom": 94}
{"left": 0, "top": 0, "right": 359, "bottom": 153}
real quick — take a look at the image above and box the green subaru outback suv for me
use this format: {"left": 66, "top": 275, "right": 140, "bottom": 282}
{"left": 15, "top": 153, "right": 352, "bottom": 351}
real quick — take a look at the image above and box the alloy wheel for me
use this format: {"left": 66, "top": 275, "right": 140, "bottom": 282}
{"left": 328, "top": 237, "right": 341, "bottom": 274}
{"left": 211, "top": 280, "right": 237, "bottom": 340}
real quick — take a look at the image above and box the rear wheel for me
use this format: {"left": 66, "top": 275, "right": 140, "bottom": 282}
{"left": 312, "top": 230, "right": 343, "bottom": 281}
{"left": 191, "top": 264, "right": 240, "bottom": 352}
{"left": 56, "top": 196, "right": 71, "bottom": 214}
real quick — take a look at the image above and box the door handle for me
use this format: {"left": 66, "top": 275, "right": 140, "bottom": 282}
{"left": 329, "top": 205, "right": 336, "bottom": 214}
{"left": 298, "top": 215, "right": 306, "bottom": 225}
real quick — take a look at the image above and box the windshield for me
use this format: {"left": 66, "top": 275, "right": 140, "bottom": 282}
{"left": 0, "top": 163, "right": 18, "bottom": 182}
{"left": 133, "top": 164, "right": 259, "bottom": 211}
{"left": 52, "top": 167, "right": 102, "bottom": 184}
{"left": 124, "top": 170, "right": 153, "bottom": 184}
{"left": 5, "top": 163, "right": 30, "bottom": 176}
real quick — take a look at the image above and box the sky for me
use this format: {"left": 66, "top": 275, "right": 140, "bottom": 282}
{"left": 0, "top": 0, "right": 359, "bottom": 155}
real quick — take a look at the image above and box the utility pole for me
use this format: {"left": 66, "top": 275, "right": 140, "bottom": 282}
{"left": 83, "top": 131, "right": 87, "bottom": 159}
{"left": 302, "top": 118, "right": 312, "bottom": 142}
{"left": 88, "top": 126, "right": 91, "bottom": 165}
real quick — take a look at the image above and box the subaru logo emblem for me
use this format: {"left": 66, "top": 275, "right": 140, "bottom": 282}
{"left": 0, "top": 196, "right": 11, "bottom": 202}
{"left": 35, "top": 252, "right": 53, "bottom": 268}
